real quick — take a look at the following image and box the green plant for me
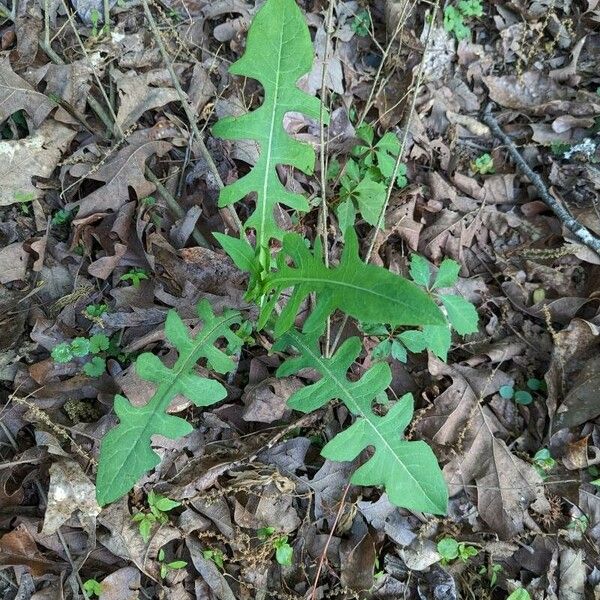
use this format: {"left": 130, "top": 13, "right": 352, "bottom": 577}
{"left": 471, "top": 152, "right": 495, "bottom": 174}
{"left": 83, "top": 579, "right": 102, "bottom": 597}
{"left": 158, "top": 548, "right": 187, "bottom": 579}
{"left": 202, "top": 548, "right": 225, "bottom": 569}
{"left": 96, "top": 301, "right": 242, "bottom": 505}
{"left": 133, "top": 490, "right": 181, "bottom": 542}
{"left": 51, "top": 333, "right": 110, "bottom": 378}
{"left": 51, "top": 208, "right": 73, "bottom": 226}
{"left": 351, "top": 8, "right": 371, "bottom": 37}
{"left": 331, "top": 123, "right": 407, "bottom": 230}
{"left": 95, "top": 0, "right": 480, "bottom": 516}
{"left": 499, "top": 377, "right": 545, "bottom": 406}
{"left": 443, "top": 0, "right": 483, "bottom": 40}
{"left": 479, "top": 563, "right": 502, "bottom": 587}
{"left": 85, "top": 303, "right": 108, "bottom": 319}
{"left": 257, "top": 527, "right": 293, "bottom": 566}
{"left": 437, "top": 537, "right": 478, "bottom": 563}
{"left": 507, "top": 589, "right": 531, "bottom": 600}
{"left": 120, "top": 267, "right": 149, "bottom": 287}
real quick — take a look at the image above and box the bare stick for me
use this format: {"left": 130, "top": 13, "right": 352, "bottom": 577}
{"left": 482, "top": 105, "right": 600, "bottom": 256}
{"left": 141, "top": 0, "right": 244, "bottom": 237}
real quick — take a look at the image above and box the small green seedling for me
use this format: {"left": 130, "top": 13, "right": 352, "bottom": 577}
{"left": 443, "top": 0, "right": 483, "bottom": 40}
{"left": 257, "top": 527, "right": 293, "bottom": 566}
{"left": 202, "top": 548, "right": 225, "bottom": 570}
{"left": 351, "top": 8, "right": 371, "bottom": 37}
{"left": 85, "top": 304, "right": 108, "bottom": 319}
{"left": 471, "top": 153, "right": 495, "bottom": 175}
{"left": 479, "top": 563, "right": 502, "bottom": 587}
{"left": 51, "top": 333, "right": 110, "bottom": 378}
{"left": 507, "top": 590, "right": 531, "bottom": 600}
{"left": 500, "top": 377, "right": 545, "bottom": 406}
{"left": 52, "top": 209, "right": 73, "bottom": 226}
{"left": 120, "top": 267, "right": 149, "bottom": 287}
{"left": 437, "top": 537, "right": 478, "bottom": 564}
{"left": 158, "top": 548, "right": 187, "bottom": 579}
{"left": 132, "top": 491, "right": 181, "bottom": 543}
{"left": 532, "top": 448, "right": 555, "bottom": 479}
{"left": 83, "top": 579, "right": 102, "bottom": 597}
{"left": 568, "top": 514, "right": 589, "bottom": 533}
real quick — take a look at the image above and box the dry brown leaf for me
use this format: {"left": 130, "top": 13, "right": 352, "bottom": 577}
{"left": 0, "top": 121, "right": 76, "bottom": 207}
{"left": 70, "top": 137, "right": 172, "bottom": 217}
{"left": 417, "top": 357, "right": 549, "bottom": 539}
{"left": 114, "top": 69, "right": 180, "bottom": 130}
{"left": 98, "top": 566, "right": 140, "bottom": 600}
{"left": 0, "top": 524, "right": 63, "bottom": 577}
{"left": 41, "top": 457, "right": 101, "bottom": 536}
{"left": 0, "top": 57, "right": 54, "bottom": 126}
{"left": 0, "top": 242, "right": 28, "bottom": 283}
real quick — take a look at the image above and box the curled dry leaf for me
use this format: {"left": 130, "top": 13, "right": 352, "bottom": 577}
{"left": 98, "top": 566, "right": 140, "bottom": 600}
{"left": 41, "top": 457, "right": 101, "bottom": 536}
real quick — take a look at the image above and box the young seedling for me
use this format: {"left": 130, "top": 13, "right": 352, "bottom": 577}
{"left": 351, "top": 8, "right": 371, "bottom": 37}
{"left": 202, "top": 548, "right": 225, "bottom": 570}
{"left": 132, "top": 491, "right": 181, "bottom": 542}
{"left": 437, "top": 537, "right": 478, "bottom": 564}
{"left": 471, "top": 152, "right": 495, "bottom": 174}
{"left": 83, "top": 579, "right": 102, "bottom": 597}
{"left": 507, "top": 589, "right": 531, "bottom": 600}
{"left": 257, "top": 527, "right": 294, "bottom": 566}
{"left": 532, "top": 448, "right": 555, "bottom": 479}
{"left": 120, "top": 267, "right": 149, "bottom": 287}
{"left": 158, "top": 548, "right": 187, "bottom": 579}
{"left": 443, "top": 0, "right": 483, "bottom": 40}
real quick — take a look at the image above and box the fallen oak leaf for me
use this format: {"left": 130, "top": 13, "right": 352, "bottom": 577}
{"left": 69, "top": 137, "right": 172, "bottom": 218}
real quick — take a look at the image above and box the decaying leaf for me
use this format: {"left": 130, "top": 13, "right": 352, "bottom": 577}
{"left": 41, "top": 457, "right": 101, "bottom": 536}
{"left": 0, "top": 121, "right": 76, "bottom": 207}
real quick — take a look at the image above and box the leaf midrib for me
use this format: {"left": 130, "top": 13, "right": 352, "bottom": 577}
{"left": 104, "top": 313, "right": 239, "bottom": 495}
{"left": 287, "top": 332, "right": 430, "bottom": 498}
{"left": 259, "top": 7, "right": 286, "bottom": 250}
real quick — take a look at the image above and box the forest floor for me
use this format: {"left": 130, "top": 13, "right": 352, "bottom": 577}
{"left": 1, "top": 0, "right": 600, "bottom": 598}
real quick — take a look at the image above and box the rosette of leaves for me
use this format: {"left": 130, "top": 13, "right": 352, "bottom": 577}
{"left": 275, "top": 330, "right": 448, "bottom": 514}
{"left": 96, "top": 301, "right": 241, "bottom": 505}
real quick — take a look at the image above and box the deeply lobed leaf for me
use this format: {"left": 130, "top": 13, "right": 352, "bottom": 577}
{"left": 213, "top": 0, "right": 328, "bottom": 249}
{"left": 96, "top": 301, "right": 241, "bottom": 505}
{"left": 276, "top": 330, "right": 448, "bottom": 514}
{"left": 261, "top": 228, "right": 446, "bottom": 336}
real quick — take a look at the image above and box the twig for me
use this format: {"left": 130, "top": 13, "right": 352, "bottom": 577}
{"left": 309, "top": 483, "right": 351, "bottom": 600}
{"left": 482, "top": 105, "right": 600, "bottom": 257}
{"left": 145, "top": 167, "right": 210, "bottom": 248}
{"left": 140, "top": 0, "right": 244, "bottom": 238}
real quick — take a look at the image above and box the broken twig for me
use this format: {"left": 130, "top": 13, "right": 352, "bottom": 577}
{"left": 482, "top": 104, "right": 600, "bottom": 256}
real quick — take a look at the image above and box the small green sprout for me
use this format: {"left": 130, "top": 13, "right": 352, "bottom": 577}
{"left": 83, "top": 356, "right": 106, "bottom": 378}
{"left": 257, "top": 527, "right": 293, "bottom": 566}
{"left": 52, "top": 209, "right": 73, "bottom": 226}
{"left": 70, "top": 337, "right": 91, "bottom": 358}
{"left": 507, "top": 590, "right": 531, "bottom": 600}
{"left": 351, "top": 9, "right": 371, "bottom": 37}
{"left": 158, "top": 548, "right": 187, "bottom": 579}
{"left": 133, "top": 491, "right": 181, "bottom": 542}
{"left": 202, "top": 548, "right": 225, "bottom": 570}
{"left": 51, "top": 342, "right": 74, "bottom": 363}
{"left": 443, "top": 0, "right": 483, "bottom": 40}
{"left": 437, "top": 537, "right": 478, "bottom": 564}
{"left": 85, "top": 304, "right": 108, "bottom": 319}
{"left": 471, "top": 153, "right": 495, "bottom": 174}
{"left": 83, "top": 579, "right": 102, "bottom": 597}
{"left": 89, "top": 333, "right": 110, "bottom": 354}
{"left": 120, "top": 268, "right": 149, "bottom": 287}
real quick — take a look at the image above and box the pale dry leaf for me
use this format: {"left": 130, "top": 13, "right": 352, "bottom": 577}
{"left": 558, "top": 548, "right": 585, "bottom": 600}
{"left": 0, "top": 56, "right": 54, "bottom": 127}
{"left": 69, "top": 138, "right": 172, "bottom": 217}
{"left": 114, "top": 69, "right": 180, "bottom": 130}
{"left": 0, "top": 242, "right": 28, "bottom": 283}
{"left": 41, "top": 457, "right": 101, "bottom": 536}
{"left": 0, "top": 121, "right": 76, "bottom": 207}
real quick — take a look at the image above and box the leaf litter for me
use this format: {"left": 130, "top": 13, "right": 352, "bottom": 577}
{"left": 1, "top": 0, "right": 600, "bottom": 599}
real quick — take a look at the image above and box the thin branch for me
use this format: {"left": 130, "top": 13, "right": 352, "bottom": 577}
{"left": 141, "top": 0, "right": 245, "bottom": 237}
{"left": 482, "top": 104, "right": 600, "bottom": 257}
